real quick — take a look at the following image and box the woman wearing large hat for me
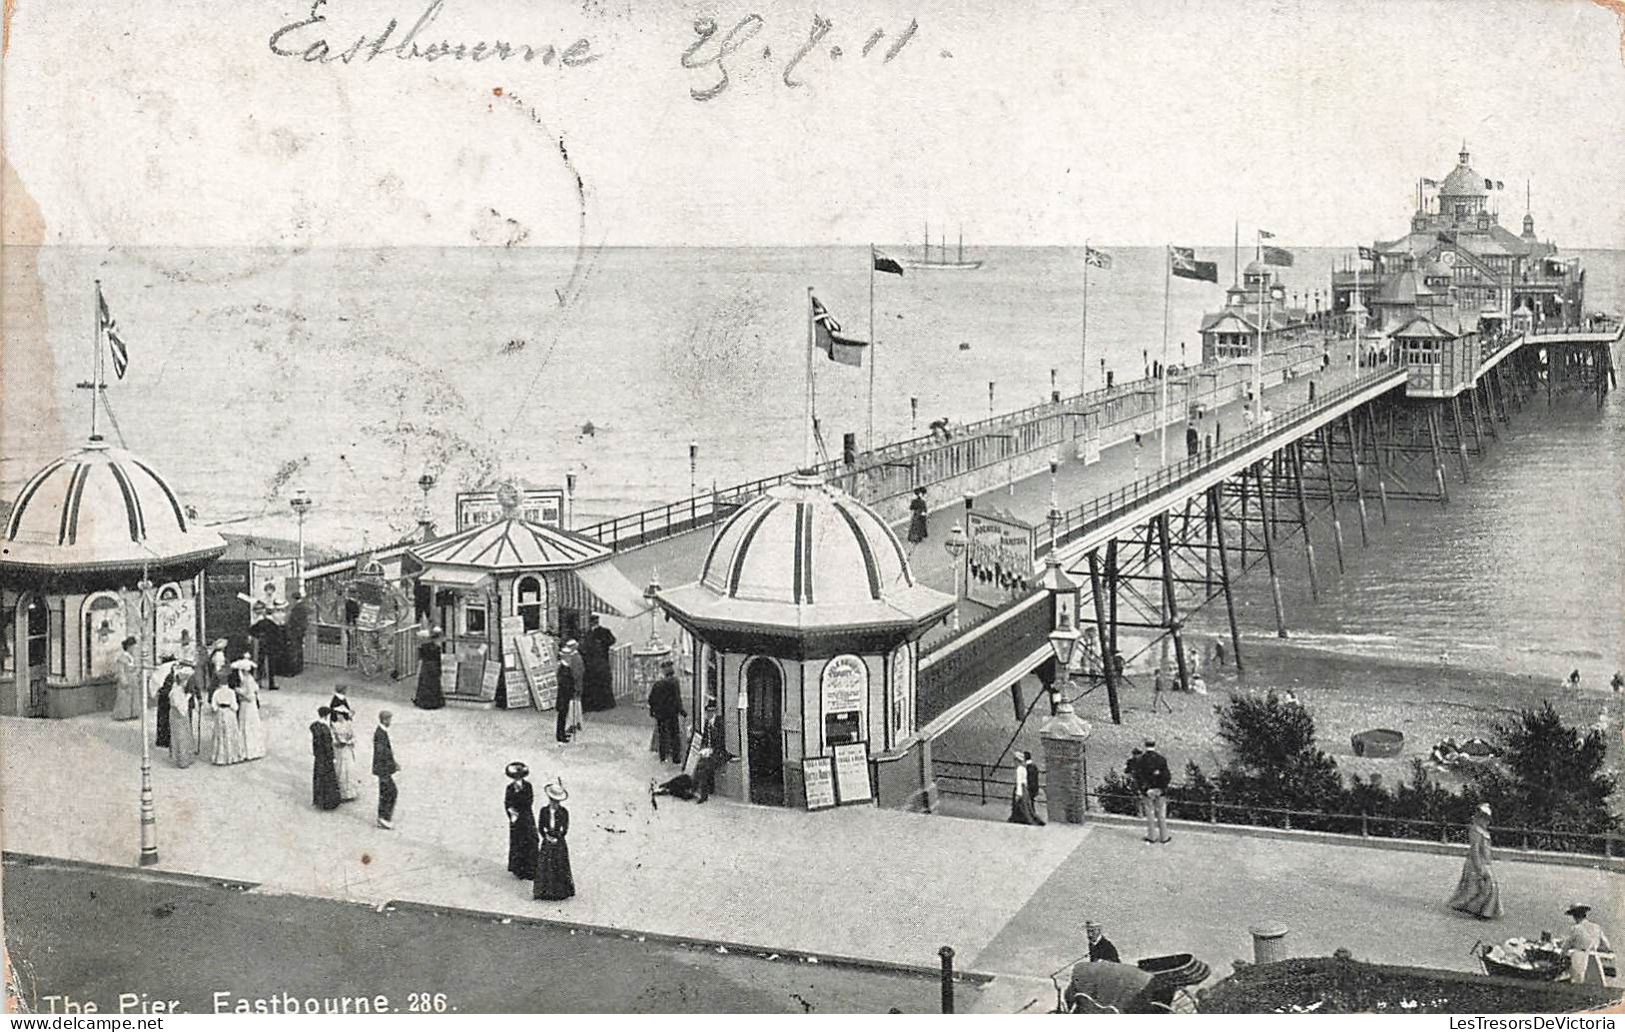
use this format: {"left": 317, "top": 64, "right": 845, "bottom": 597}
{"left": 504, "top": 762, "right": 538, "bottom": 881}
{"left": 533, "top": 779, "right": 575, "bottom": 901}
{"left": 414, "top": 627, "right": 446, "bottom": 710}
{"left": 1447, "top": 803, "right": 1502, "bottom": 920}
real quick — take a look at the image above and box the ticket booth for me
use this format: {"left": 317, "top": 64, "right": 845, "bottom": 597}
{"left": 657, "top": 471, "right": 955, "bottom": 810}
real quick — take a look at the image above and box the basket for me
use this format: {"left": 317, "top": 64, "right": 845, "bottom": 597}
{"left": 1351, "top": 728, "right": 1405, "bottom": 758}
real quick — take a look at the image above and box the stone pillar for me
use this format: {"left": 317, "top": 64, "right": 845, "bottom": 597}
{"left": 1039, "top": 697, "right": 1092, "bottom": 823}
{"left": 1250, "top": 923, "right": 1290, "bottom": 965}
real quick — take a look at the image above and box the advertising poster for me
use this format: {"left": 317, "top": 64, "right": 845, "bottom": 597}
{"left": 965, "top": 511, "right": 1036, "bottom": 608}
{"left": 832, "top": 743, "right": 873, "bottom": 805}
{"left": 802, "top": 758, "right": 837, "bottom": 811}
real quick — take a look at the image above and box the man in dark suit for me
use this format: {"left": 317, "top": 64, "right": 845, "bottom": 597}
{"left": 373, "top": 711, "right": 400, "bottom": 829}
{"left": 555, "top": 649, "right": 578, "bottom": 743}
{"left": 647, "top": 660, "right": 686, "bottom": 764}
{"left": 695, "top": 699, "right": 722, "bottom": 803}
{"left": 1086, "top": 920, "right": 1121, "bottom": 963}
{"left": 1137, "top": 738, "right": 1172, "bottom": 844}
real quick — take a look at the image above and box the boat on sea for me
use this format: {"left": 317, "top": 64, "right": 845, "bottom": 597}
{"left": 906, "top": 223, "right": 983, "bottom": 271}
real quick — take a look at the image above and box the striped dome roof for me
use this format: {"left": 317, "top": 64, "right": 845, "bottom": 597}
{"left": 700, "top": 471, "right": 913, "bottom": 606}
{"left": 410, "top": 517, "right": 611, "bottom": 571}
{"left": 1, "top": 437, "right": 225, "bottom": 574}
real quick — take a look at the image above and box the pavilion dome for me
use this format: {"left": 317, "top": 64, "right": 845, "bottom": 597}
{"left": 1, "top": 437, "right": 225, "bottom": 576}
{"left": 1440, "top": 150, "right": 1487, "bottom": 197}
{"left": 659, "top": 471, "right": 954, "bottom": 636}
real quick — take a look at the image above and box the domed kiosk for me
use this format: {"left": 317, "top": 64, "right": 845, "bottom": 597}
{"left": 0, "top": 437, "right": 225, "bottom": 717}
{"left": 656, "top": 471, "right": 954, "bottom": 809}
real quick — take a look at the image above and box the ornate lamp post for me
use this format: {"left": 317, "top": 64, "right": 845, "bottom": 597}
{"left": 289, "top": 489, "right": 313, "bottom": 591}
{"left": 643, "top": 569, "right": 663, "bottom": 643}
{"left": 943, "top": 524, "right": 967, "bottom": 631}
{"left": 135, "top": 572, "right": 159, "bottom": 866}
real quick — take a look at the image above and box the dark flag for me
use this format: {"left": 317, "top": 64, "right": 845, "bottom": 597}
{"left": 1421, "top": 178, "right": 1440, "bottom": 187}
{"left": 1258, "top": 229, "right": 1276, "bottom": 240}
{"left": 1261, "top": 245, "right": 1295, "bottom": 267}
{"left": 1169, "top": 246, "right": 1219, "bottom": 284}
{"left": 872, "top": 250, "right": 904, "bottom": 276}
{"left": 811, "top": 296, "right": 868, "bottom": 367}
{"left": 1484, "top": 178, "right": 1494, "bottom": 191}
{"left": 1084, "top": 246, "right": 1113, "bottom": 269}
{"left": 1358, "top": 245, "right": 1378, "bottom": 261}
{"left": 98, "top": 287, "right": 130, "bottom": 379}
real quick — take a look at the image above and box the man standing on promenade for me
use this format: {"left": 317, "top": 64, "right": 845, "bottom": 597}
{"left": 647, "top": 660, "right": 686, "bottom": 764}
{"left": 373, "top": 710, "right": 400, "bottom": 829}
{"left": 1136, "top": 739, "right": 1171, "bottom": 844}
{"left": 1086, "top": 920, "right": 1121, "bottom": 963}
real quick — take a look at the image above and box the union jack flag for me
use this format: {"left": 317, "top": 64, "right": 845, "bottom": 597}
{"left": 811, "top": 296, "right": 867, "bottom": 367}
{"left": 1169, "top": 246, "right": 1219, "bottom": 284}
{"left": 1083, "top": 246, "right": 1113, "bottom": 270}
{"left": 98, "top": 286, "right": 129, "bottom": 380}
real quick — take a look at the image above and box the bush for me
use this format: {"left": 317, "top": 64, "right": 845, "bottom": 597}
{"left": 1466, "top": 702, "right": 1619, "bottom": 849}
{"left": 1199, "top": 957, "right": 1613, "bottom": 1015}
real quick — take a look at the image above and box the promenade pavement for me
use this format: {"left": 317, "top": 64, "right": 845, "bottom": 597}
{"left": 4, "top": 661, "right": 1619, "bottom": 1011}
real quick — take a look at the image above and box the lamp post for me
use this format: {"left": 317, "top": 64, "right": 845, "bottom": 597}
{"left": 643, "top": 569, "right": 662, "bottom": 644}
{"left": 289, "top": 489, "right": 313, "bottom": 592}
{"left": 1039, "top": 553, "right": 1093, "bottom": 821}
{"left": 943, "top": 523, "right": 967, "bottom": 631}
{"left": 135, "top": 572, "right": 159, "bottom": 866}
{"left": 416, "top": 473, "right": 436, "bottom": 539}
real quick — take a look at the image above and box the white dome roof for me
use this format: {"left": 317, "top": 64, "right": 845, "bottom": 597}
{"left": 1, "top": 437, "right": 225, "bottom": 575}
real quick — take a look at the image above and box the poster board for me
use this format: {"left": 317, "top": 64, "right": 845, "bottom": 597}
{"left": 514, "top": 632, "right": 560, "bottom": 710}
{"left": 355, "top": 603, "right": 382, "bottom": 631}
{"left": 802, "top": 757, "right": 837, "bottom": 811}
{"left": 965, "top": 511, "right": 1036, "bottom": 608}
{"left": 832, "top": 743, "right": 873, "bottom": 805}
{"left": 683, "top": 727, "right": 704, "bottom": 777}
{"left": 457, "top": 487, "right": 566, "bottom": 530}
{"left": 480, "top": 659, "right": 502, "bottom": 701}
{"left": 440, "top": 653, "right": 459, "bottom": 694}
{"left": 248, "top": 558, "right": 296, "bottom": 623}
{"left": 501, "top": 616, "right": 528, "bottom": 665}
{"left": 456, "top": 642, "right": 487, "bottom": 696}
{"left": 821, "top": 655, "right": 867, "bottom": 748}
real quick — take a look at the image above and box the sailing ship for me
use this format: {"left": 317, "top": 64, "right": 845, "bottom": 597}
{"left": 905, "top": 224, "right": 983, "bottom": 271}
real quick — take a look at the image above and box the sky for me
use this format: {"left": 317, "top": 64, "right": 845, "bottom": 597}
{"left": 5, "top": 0, "right": 1625, "bottom": 248}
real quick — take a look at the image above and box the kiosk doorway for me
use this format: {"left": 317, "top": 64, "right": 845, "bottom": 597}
{"left": 744, "top": 657, "right": 784, "bottom": 806}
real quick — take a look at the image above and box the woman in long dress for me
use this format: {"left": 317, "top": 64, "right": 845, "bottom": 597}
{"left": 167, "top": 666, "right": 197, "bottom": 767}
{"left": 1447, "top": 804, "right": 1502, "bottom": 919}
{"left": 331, "top": 710, "right": 360, "bottom": 802}
{"left": 112, "top": 637, "right": 141, "bottom": 720}
{"left": 233, "top": 662, "right": 267, "bottom": 761}
{"left": 414, "top": 629, "right": 445, "bottom": 710}
{"left": 310, "top": 707, "right": 341, "bottom": 810}
{"left": 533, "top": 780, "right": 575, "bottom": 901}
{"left": 907, "top": 487, "right": 930, "bottom": 545}
{"left": 210, "top": 682, "right": 244, "bottom": 765}
{"left": 153, "top": 662, "right": 174, "bottom": 749}
{"left": 505, "top": 762, "right": 538, "bottom": 880}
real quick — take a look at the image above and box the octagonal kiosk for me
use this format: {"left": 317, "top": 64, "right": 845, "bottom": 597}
{"left": 656, "top": 471, "right": 954, "bottom": 809}
{"left": 0, "top": 436, "right": 225, "bottom": 717}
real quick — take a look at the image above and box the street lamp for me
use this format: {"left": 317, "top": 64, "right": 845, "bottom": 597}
{"left": 643, "top": 568, "right": 663, "bottom": 643}
{"left": 134, "top": 572, "right": 159, "bottom": 866}
{"left": 943, "top": 524, "right": 967, "bottom": 631}
{"left": 289, "top": 489, "right": 313, "bottom": 592}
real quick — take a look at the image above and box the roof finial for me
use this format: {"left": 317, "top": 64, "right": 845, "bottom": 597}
{"left": 1459, "top": 141, "right": 1470, "bottom": 164}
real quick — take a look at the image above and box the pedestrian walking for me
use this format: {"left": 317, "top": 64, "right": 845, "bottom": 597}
{"left": 151, "top": 656, "right": 177, "bottom": 749}
{"left": 332, "top": 709, "right": 360, "bottom": 802}
{"left": 533, "top": 780, "right": 576, "bottom": 901}
{"left": 210, "top": 680, "right": 244, "bottom": 765}
{"left": 694, "top": 698, "right": 722, "bottom": 802}
{"left": 249, "top": 602, "right": 281, "bottom": 691}
{"left": 1085, "top": 920, "right": 1120, "bottom": 963}
{"left": 555, "top": 646, "right": 579, "bottom": 744}
{"left": 328, "top": 682, "right": 354, "bottom": 722}
{"left": 1008, "top": 750, "right": 1045, "bottom": 826}
{"left": 310, "top": 706, "right": 341, "bottom": 811}
{"left": 1447, "top": 803, "right": 1502, "bottom": 919}
{"left": 561, "top": 639, "right": 586, "bottom": 733}
{"left": 112, "top": 636, "right": 141, "bottom": 721}
{"left": 1136, "top": 739, "right": 1171, "bottom": 844}
{"left": 206, "top": 638, "right": 229, "bottom": 690}
{"left": 647, "top": 660, "right": 686, "bottom": 764}
{"left": 373, "top": 710, "right": 400, "bottom": 829}
{"left": 231, "top": 663, "right": 267, "bottom": 761}
{"left": 166, "top": 665, "right": 197, "bottom": 768}
{"left": 581, "top": 615, "right": 617, "bottom": 712}
{"left": 907, "top": 487, "right": 930, "bottom": 545}
{"left": 505, "top": 762, "right": 538, "bottom": 880}
{"left": 414, "top": 628, "right": 446, "bottom": 709}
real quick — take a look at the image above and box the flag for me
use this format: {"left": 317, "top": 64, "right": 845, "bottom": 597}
{"left": 1169, "top": 246, "right": 1218, "bottom": 283}
{"left": 1358, "top": 245, "right": 1379, "bottom": 262}
{"left": 1260, "top": 245, "right": 1295, "bottom": 267}
{"left": 1257, "top": 229, "right": 1276, "bottom": 240}
{"left": 1484, "top": 178, "right": 1494, "bottom": 191}
{"left": 98, "top": 287, "right": 129, "bottom": 379}
{"left": 811, "top": 296, "right": 868, "bottom": 367}
{"left": 1083, "top": 246, "right": 1113, "bottom": 269}
{"left": 872, "top": 250, "right": 904, "bottom": 276}
{"left": 1494, "top": 180, "right": 1505, "bottom": 190}
{"left": 1421, "top": 178, "right": 1440, "bottom": 187}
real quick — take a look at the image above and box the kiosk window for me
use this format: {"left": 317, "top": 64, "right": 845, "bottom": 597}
{"left": 464, "top": 600, "right": 488, "bottom": 636}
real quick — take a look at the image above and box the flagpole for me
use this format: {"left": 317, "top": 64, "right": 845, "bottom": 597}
{"left": 868, "top": 245, "right": 876, "bottom": 452}
{"left": 1080, "top": 240, "right": 1090, "bottom": 395}
{"left": 1233, "top": 220, "right": 1239, "bottom": 287}
{"left": 806, "top": 286, "right": 816, "bottom": 469}
{"left": 1254, "top": 232, "right": 1264, "bottom": 414}
{"left": 91, "top": 280, "right": 102, "bottom": 439}
{"left": 1160, "top": 247, "right": 1170, "bottom": 467}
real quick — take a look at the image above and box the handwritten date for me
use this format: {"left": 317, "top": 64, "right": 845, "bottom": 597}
{"left": 682, "top": 14, "right": 919, "bottom": 101}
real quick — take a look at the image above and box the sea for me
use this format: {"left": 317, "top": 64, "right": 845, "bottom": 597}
{"left": 3, "top": 244, "right": 1622, "bottom": 681}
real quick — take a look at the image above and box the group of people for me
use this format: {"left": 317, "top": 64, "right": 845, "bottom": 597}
{"left": 648, "top": 691, "right": 726, "bottom": 806}
{"left": 309, "top": 687, "right": 400, "bottom": 827}
{"left": 503, "top": 762, "right": 575, "bottom": 901}
{"left": 1565, "top": 669, "right": 1624, "bottom": 692}
{"left": 115, "top": 635, "right": 270, "bottom": 770}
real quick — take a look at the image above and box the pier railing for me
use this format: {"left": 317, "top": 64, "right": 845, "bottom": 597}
{"left": 573, "top": 344, "right": 1329, "bottom": 552}
{"left": 931, "top": 760, "right": 1619, "bottom": 859}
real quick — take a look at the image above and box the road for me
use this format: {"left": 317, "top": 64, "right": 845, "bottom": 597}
{"left": 2, "top": 858, "right": 945, "bottom": 1015}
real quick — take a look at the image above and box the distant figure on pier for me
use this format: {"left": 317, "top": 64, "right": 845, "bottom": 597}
{"left": 907, "top": 487, "right": 930, "bottom": 544}
{"left": 579, "top": 420, "right": 597, "bottom": 439}
{"left": 1212, "top": 640, "right": 1227, "bottom": 669}
{"left": 1243, "top": 406, "right": 1256, "bottom": 429}
{"left": 1568, "top": 669, "right": 1582, "bottom": 690}
{"left": 1611, "top": 672, "right": 1623, "bottom": 693}
{"left": 1262, "top": 407, "right": 1274, "bottom": 427}
{"left": 929, "top": 417, "right": 953, "bottom": 441}
{"left": 1185, "top": 426, "right": 1199, "bottom": 459}
{"left": 1132, "top": 433, "right": 1143, "bottom": 477}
